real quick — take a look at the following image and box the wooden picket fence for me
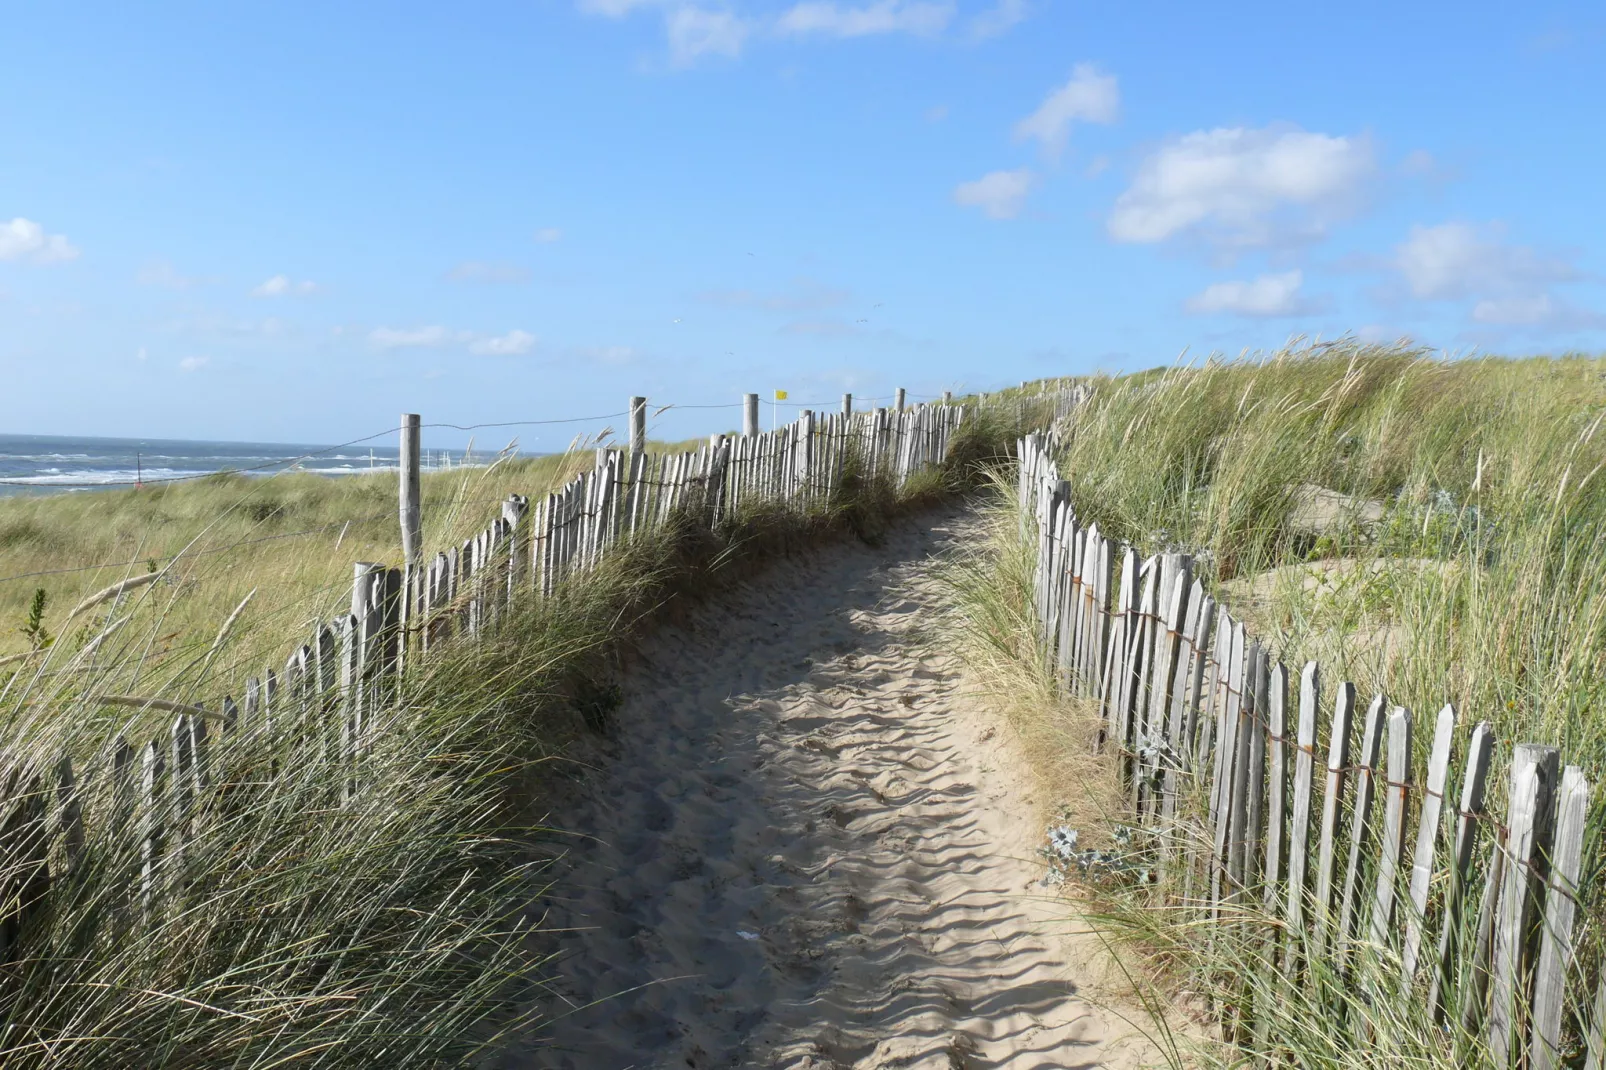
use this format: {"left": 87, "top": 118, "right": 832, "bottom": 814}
{"left": 0, "top": 395, "right": 972, "bottom": 972}
{"left": 1018, "top": 431, "right": 1603, "bottom": 1066}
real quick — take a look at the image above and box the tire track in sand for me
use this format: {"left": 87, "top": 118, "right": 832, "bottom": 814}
{"left": 508, "top": 505, "right": 1166, "bottom": 1070}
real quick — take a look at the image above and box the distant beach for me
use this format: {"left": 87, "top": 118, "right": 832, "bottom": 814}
{"left": 0, "top": 434, "right": 484, "bottom": 496}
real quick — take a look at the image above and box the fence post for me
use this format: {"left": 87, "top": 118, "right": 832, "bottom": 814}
{"left": 630, "top": 396, "right": 647, "bottom": 456}
{"left": 743, "top": 393, "right": 759, "bottom": 437}
{"left": 399, "top": 414, "right": 422, "bottom": 566}
{"left": 841, "top": 393, "right": 852, "bottom": 418}
{"left": 1489, "top": 744, "right": 1560, "bottom": 1063}
{"left": 895, "top": 387, "right": 906, "bottom": 413}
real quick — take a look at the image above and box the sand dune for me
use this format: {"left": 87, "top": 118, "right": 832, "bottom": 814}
{"left": 505, "top": 507, "right": 1169, "bottom": 1069}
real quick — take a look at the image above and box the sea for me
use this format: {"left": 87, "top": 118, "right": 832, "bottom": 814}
{"left": 0, "top": 434, "right": 477, "bottom": 497}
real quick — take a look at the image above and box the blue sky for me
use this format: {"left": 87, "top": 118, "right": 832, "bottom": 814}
{"left": 2, "top": 1, "right": 1603, "bottom": 448}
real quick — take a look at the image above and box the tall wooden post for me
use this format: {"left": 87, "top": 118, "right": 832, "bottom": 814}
{"left": 399, "top": 414, "right": 422, "bottom": 567}
{"left": 943, "top": 390, "right": 953, "bottom": 404}
{"left": 841, "top": 393, "right": 852, "bottom": 417}
{"left": 629, "top": 396, "right": 647, "bottom": 456}
{"left": 743, "top": 393, "right": 760, "bottom": 436}
{"left": 895, "top": 387, "right": 906, "bottom": 413}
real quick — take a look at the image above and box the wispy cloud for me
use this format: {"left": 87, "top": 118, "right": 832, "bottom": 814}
{"left": 1014, "top": 64, "right": 1119, "bottom": 160}
{"left": 447, "top": 261, "right": 531, "bottom": 284}
{"left": 668, "top": 6, "right": 751, "bottom": 64}
{"left": 966, "top": 0, "right": 1028, "bottom": 40}
{"left": 0, "top": 217, "right": 79, "bottom": 264}
{"left": 369, "top": 325, "right": 538, "bottom": 354}
{"left": 1385, "top": 220, "right": 1602, "bottom": 332}
{"left": 178, "top": 355, "right": 210, "bottom": 372}
{"left": 1184, "top": 270, "right": 1314, "bottom": 317}
{"left": 1108, "top": 125, "right": 1376, "bottom": 250}
{"left": 1393, "top": 221, "right": 1576, "bottom": 300}
{"left": 468, "top": 329, "right": 537, "bottom": 355}
{"left": 369, "top": 325, "right": 457, "bottom": 350}
{"left": 251, "top": 274, "right": 318, "bottom": 297}
{"left": 775, "top": 0, "right": 955, "bottom": 38}
{"left": 953, "top": 168, "right": 1034, "bottom": 220}
{"left": 577, "top": 0, "right": 971, "bottom": 66}
{"left": 137, "top": 259, "right": 210, "bottom": 290}
{"left": 533, "top": 227, "right": 564, "bottom": 243}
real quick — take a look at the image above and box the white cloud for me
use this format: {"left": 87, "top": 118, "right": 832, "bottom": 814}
{"left": 668, "top": 6, "right": 751, "bottom": 64}
{"left": 776, "top": 0, "right": 955, "bottom": 38}
{"left": 251, "top": 274, "right": 318, "bottom": 297}
{"left": 1470, "top": 294, "right": 1606, "bottom": 330}
{"left": 953, "top": 168, "right": 1034, "bottom": 220}
{"left": 369, "top": 325, "right": 456, "bottom": 350}
{"left": 1400, "top": 149, "right": 1435, "bottom": 176}
{"left": 136, "top": 346, "right": 148, "bottom": 362}
{"left": 1393, "top": 221, "right": 1576, "bottom": 301}
{"left": 1107, "top": 126, "right": 1376, "bottom": 248}
{"left": 369, "top": 325, "right": 538, "bottom": 353}
{"left": 447, "top": 261, "right": 531, "bottom": 284}
{"left": 1013, "top": 64, "right": 1119, "bottom": 160}
{"left": 178, "top": 356, "right": 209, "bottom": 372}
{"left": 0, "top": 218, "right": 79, "bottom": 263}
{"left": 137, "top": 259, "right": 207, "bottom": 290}
{"left": 534, "top": 227, "right": 564, "bottom": 243}
{"left": 1184, "top": 270, "right": 1308, "bottom": 317}
{"left": 925, "top": 104, "right": 949, "bottom": 123}
{"left": 577, "top": 0, "right": 662, "bottom": 14}
{"left": 468, "top": 329, "right": 537, "bottom": 355}
{"left": 967, "top": 0, "right": 1028, "bottom": 39}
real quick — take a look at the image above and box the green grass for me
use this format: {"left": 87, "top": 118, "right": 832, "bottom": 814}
{"left": 0, "top": 411, "right": 1028, "bottom": 1067}
{"left": 949, "top": 343, "right": 1606, "bottom": 1068}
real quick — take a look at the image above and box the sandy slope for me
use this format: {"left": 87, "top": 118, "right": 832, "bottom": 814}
{"left": 505, "top": 506, "right": 1169, "bottom": 1070}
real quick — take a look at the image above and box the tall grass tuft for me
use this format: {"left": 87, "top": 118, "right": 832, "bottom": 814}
{"left": 951, "top": 342, "right": 1606, "bottom": 1067}
{"left": 0, "top": 417, "right": 1015, "bottom": 1066}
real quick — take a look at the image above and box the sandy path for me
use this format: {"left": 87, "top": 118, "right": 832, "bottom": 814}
{"left": 507, "top": 506, "right": 1166, "bottom": 1070}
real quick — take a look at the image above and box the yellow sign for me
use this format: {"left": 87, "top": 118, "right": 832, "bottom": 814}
{"left": 774, "top": 390, "right": 789, "bottom": 400}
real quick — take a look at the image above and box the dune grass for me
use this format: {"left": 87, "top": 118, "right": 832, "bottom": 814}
{"left": 948, "top": 342, "right": 1606, "bottom": 1067}
{"left": 0, "top": 409, "right": 1028, "bottom": 1067}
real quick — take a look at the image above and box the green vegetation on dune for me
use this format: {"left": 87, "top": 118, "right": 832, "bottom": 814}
{"left": 0, "top": 410, "right": 1032, "bottom": 1067}
{"left": 1056, "top": 344, "right": 1606, "bottom": 753}
{"left": 949, "top": 343, "right": 1606, "bottom": 1067}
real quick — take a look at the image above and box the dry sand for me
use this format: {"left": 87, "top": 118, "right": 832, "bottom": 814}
{"left": 506, "top": 506, "right": 1173, "bottom": 1070}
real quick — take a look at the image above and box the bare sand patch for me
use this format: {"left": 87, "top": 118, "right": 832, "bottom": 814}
{"left": 502, "top": 507, "right": 1171, "bottom": 1069}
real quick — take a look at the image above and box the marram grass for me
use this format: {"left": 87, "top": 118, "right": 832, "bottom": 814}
{"left": 949, "top": 342, "right": 1606, "bottom": 1068}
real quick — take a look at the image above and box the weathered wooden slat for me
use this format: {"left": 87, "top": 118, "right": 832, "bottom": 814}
{"left": 1311, "top": 681, "right": 1356, "bottom": 958}
{"left": 139, "top": 740, "right": 165, "bottom": 917}
{"left": 1282, "top": 661, "right": 1319, "bottom": 974}
{"left": 1584, "top": 976, "right": 1606, "bottom": 1070}
{"left": 169, "top": 716, "right": 195, "bottom": 880}
{"left": 1462, "top": 832, "right": 1507, "bottom": 1035}
{"left": 53, "top": 754, "right": 84, "bottom": 878}
{"left": 1368, "top": 705, "right": 1413, "bottom": 950}
{"left": 1239, "top": 643, "right": 1267, "bottom": 897}
{"left": 1402, "top": 703, "right": 1456, "bottom": 981}
{"left": 1489, "top": 744, "right": 1560, "bottom": 1064}
{"left": 1263, "top": 661, "right": 1289, "bottom": 910}
{"left": 1430, "top": 721, "right": 1495, "bottom": 1021}
{"left": 1336, "top": 694, "right": 1387, "bottom": 956}
{"left": 1529, "top": 765, "right": 1590, "bottom": 1070}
